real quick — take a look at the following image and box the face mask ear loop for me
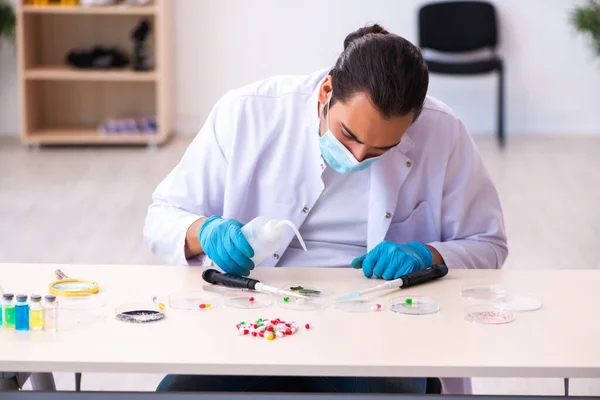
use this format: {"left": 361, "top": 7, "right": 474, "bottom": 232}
{"left": 326, "top": 93, "right": 332, "bottom": 132}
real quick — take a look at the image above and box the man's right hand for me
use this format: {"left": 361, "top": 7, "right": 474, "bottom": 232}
{"left": 198, "top": 216, "right": 255, "bottom": 276}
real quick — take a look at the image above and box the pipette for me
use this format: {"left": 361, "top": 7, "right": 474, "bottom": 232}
{"left": 202, "top": 269, "right": 309, "bottom": 300}
{"left": 335, "top": 264, "right": 449, "bottom": 302}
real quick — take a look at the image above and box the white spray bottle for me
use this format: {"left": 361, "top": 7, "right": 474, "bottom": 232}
{"left": 240, "top": 217, "right": 307, "bottom": 265}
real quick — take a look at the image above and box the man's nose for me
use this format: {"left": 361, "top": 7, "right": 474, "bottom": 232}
{"left": 349, "top": 143, "right": 370, "bottom": 162}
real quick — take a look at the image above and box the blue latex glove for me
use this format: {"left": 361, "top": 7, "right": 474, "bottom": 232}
{"left": 351, "top": 241, "right": 433, "bottom": 280}
{"left": 198, "top": 216, "right": 255, "bottom": 277}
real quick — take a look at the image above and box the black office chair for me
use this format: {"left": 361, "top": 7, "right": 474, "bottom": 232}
{"left": 418, "top": 1, "right": 505, "bottom": 147}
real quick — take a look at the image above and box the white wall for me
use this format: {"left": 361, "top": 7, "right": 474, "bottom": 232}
{"left": 1, "top": 0, "right": 599, "bottom": 136}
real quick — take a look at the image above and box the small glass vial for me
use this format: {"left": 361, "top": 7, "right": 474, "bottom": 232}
{"left": 44, "top": 295, "right": 58, "bottom": 332}
{"left": 2, "top": 293, "right": 16, "bottom": 330}
{"left": 15, "top": 294, "right": 30, "bottom": 331}
{"left": 29, "top": 295, "right": 44, "bottom": 331}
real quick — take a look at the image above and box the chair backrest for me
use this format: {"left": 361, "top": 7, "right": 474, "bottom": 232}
{"left": 418, "top": 1, "right": 498, "bottom": 53}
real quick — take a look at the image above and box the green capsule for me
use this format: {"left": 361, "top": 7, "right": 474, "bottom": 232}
{"left": 405, "top": 298, "right": 413, "bottom": 305}
{"left": 283, "top": 297, "right": 290, "bottom": 303}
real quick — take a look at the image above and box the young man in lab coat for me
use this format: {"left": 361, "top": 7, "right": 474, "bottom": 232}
{"left": 144, "top": 25, "right": 507, "bottom": 395}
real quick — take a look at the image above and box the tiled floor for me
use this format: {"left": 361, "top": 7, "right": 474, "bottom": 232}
{"left": 2, "top": 134, "right": 599, "bottom": 395}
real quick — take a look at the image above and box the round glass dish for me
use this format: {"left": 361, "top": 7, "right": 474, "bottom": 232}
{"left": 461, "top": 284, "right": 507, "bottom": 301}
{"left": 389, "top": 296, "right": 440, "bottom": 315}
{"left": 492, "top": 294, "right": 542, "bottom": 312}
{"left": 464, "top": 304, "right": 515, "bottom": 324}
{"left": 202, "top": 283, "right": 254, "bottom": 295}
{"left": 224, "top": 293, "right": 272, "bottom": 309}
{"left": 333, "top": 298, "right": 384, "bottom": 313}
{"left": 277, "top": 296, "right": 328, "bottom": 311}
{"left": 280, "top": 283, "right": 331, "bottom": 298}
{"left": 115, "top": 303, "right": 165, "bottom": 323}
{"left": 58, "top": 294, "right": 107, "bottom": 329}
{"left": 168, "top": 291, "right": 219, "bottom": 311}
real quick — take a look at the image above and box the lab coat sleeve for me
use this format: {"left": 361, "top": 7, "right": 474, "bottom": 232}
{"left": 428, "top": 118, "right": 508, "bottom": 269}
{"left": 143, "top": 94, "right": 233, "bottom": 266}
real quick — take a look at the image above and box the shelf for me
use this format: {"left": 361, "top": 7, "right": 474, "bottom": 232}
{"left": 25, "top": 128, "right": 164, "bottom": 145}
{"left": 25, "top": 66, "right": 158, "bottom": 82}
{"left": 21, "top": 4, "right": 157, "bottom": 15}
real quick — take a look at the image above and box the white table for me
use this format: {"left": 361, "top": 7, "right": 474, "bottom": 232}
{"left": 1, "top": 264, "right": 599, "bottom": 387}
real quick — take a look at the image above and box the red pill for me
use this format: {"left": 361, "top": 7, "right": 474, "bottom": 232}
{"left": 253, "top": 324, "right": 258, "bottom": 329}
{"left": 243, "top": 329, "right": 249, "bottom": 335}
{"left": 252, "top": 332, "right": 258, "bottom": 337}
{"left": 249, "top": 297, "right": 255, "bottom": 302}
{"left": 285, "top": 330, "right": 292, "bottom": 335}
{"left": 267, "top": 326, "right": 274, "bottom": 332}
{"left": 259, "top": 331, "right": 265, "bottom": 338}
{"left": 236, "top": 324, "right": 240, "bottom": 329}
{"left": 199, "top": 304, "right": 206, "bottom": 309}
{"left": 305, "top": 323, "right": 311, "bottom": 329}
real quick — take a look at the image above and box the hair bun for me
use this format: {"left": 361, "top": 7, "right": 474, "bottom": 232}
{"left": 343, "top": 24, "right": 390, "bottom": 50}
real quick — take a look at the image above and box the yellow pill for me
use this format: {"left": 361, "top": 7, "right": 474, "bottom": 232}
{"left": 206, "top": 303, "right": 211, "bottom": 308}
{"left": 266, "top": 333, "right": 275, "bottom": 341}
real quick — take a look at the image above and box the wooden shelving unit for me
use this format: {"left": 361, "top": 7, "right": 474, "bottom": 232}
{"left": 16, "top": 0, "right": 174, "bottom": 146}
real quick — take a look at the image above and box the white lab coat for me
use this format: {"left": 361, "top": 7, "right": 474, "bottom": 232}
{"left": 144, "top": 69, "right": 508, "bottom": 395}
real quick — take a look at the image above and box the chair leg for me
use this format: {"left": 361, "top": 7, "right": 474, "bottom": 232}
{"left": 497, "top": 68, "right": 505, "bottom": 148}
{"left": 75, "top": 372, "right": 82, "bottom": 392}
{"left": 30, "top": 373, "right": 56, "bottom": 391}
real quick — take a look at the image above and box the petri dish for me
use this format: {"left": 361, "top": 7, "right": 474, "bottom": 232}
{"left": 493, "top": 294, "right": 542, "bottom": 312}
{"left": 280, "top": 283, "right": 331, "bottom": 298}
{"left": 224, "top": 293, "right": 272, "bottom": 309}
{"left": 390, "top": 296, "right": 440, "bottom": 315}
{"left": 115, "top": 303, "right": 165, "bottom": 323}
{"left": 461, "top": 284, "right": 507, "bottom": 301}
{"left": 465, "top": 304, "right": 515, "bottom": 324}
{"left": 277, "top": 296, "right": 328, "bottom": 311}
{"left": 58, "top": 294, "right": 107, "bottom": 329}
{"left": 168, "top": 291, "right": 219, "bottom": 311}
{"left": 334, "top": 298, "right": 384, "bottom": 313}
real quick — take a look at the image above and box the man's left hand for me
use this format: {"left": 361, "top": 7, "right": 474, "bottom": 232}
{"left": 351, "top": 241, "right": 433, "bottom": 280}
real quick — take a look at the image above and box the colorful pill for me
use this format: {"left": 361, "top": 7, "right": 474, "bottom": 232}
{"left": 266, "top": 333, "right": 275, "bottom": 341}
{"left": 259, "top": 331, "right": 265, "bottom": 337}
{"left": 283, "top": 297, "right": 290, "bottom": 303}
{"left": 305, "top": 323, "right": 310, "bottom": 329}
{"left": 252, "top": 331, "right": 257, "bottom": 337}
{"left": 249, "top": 297, "right": 255, "bottom": 302}
{"left": 370, "top": 303, "right": 383, "bottom": 311}
{"left": 276, "top": 331, "right": 284, "bottom": 338}
{"left": 285, "top": 329, "right": 292, "bottom": 335}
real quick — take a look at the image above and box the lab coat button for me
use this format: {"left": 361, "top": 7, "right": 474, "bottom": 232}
{"left": 301, "top": 207, "right": 309, "bottom": 213}
{"left": 273, "top": 253, "right": 280, "bottom": 259}
{"left": 406, "top": 161, "right": 413, "bottom": 168}
{"left": 385, "top": 212, "right": 392, "bottom": 219}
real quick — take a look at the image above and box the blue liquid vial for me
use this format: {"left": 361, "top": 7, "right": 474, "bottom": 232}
{"left": 15, "top": 294, "right": 30, "bottom": 331}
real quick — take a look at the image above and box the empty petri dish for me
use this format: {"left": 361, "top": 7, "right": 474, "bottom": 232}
{"left": 465, "top": 304, "right": 515, "bottom": 324}
{"left": 390, "top": 296, "right": 440, "bottom": 315}
{"left": 58, "top": 294, "right": 107, "bottom": 329}
{"left": 277, "top": 296, "right": 328, "bottom": 311}
{"left": 493, "top": 294, "right": 542, "bottom": 312}
{"left": 334, "top": 298, "right": 384, "bottom": 313}
{"left": 115, "top": 303, "right": 165, "bottom": 323}
{"left": 461, "top": 284, "right": 507, "bottom": 301}
{"left": 224, "top": 293, "right": 272, "bottom": 309}
{"left": 280, "top": 283, "right": 331, "bottom": 298}
{"left": 168, "top": 291, "right": 219, "bottom": 311}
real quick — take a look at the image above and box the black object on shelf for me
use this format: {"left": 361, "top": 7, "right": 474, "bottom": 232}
{"left": 66, "top": 46, "right": 129, "bottom": 69}
{"left": 131, "top": 18, "right": 152, "bottom": 71}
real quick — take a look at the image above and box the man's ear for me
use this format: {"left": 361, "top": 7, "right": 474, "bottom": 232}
{"left": 318, "top": 75, "right": 333, "bottom": 105}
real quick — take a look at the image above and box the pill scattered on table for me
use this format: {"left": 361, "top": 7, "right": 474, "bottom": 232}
{"left": 199, "top": 303, "right": 211, "bottom": 309}
{"left": 283, "top": 297, "right": 290, "bottom": 303}
{"left": 249, "top": 297, "right": 255, "bottom": 303}
{"left": 369, "top": 304, "right": 383, "bottom": 311}
{"left": 236, "top": 318, "right": 309, "bottom": 340}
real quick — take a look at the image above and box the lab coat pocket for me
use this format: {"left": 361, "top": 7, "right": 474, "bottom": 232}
{"left": 385, "top": 201, "right": 440, "bottom": 245}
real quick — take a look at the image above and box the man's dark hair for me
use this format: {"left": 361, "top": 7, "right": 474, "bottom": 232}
{"left": 329, "top": 24, "right": 429, "bottom": 121}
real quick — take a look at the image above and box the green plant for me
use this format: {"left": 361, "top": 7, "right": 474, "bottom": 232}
{"left": 571, "top": 0, "right": 600, "bottom": 56}
{"left": 0, "top": 0, "right": 16, "bottom": 43}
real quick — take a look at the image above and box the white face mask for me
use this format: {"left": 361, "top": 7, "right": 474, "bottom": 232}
{"left": 318, "top": 95, "right": 381, "bottom": 174}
